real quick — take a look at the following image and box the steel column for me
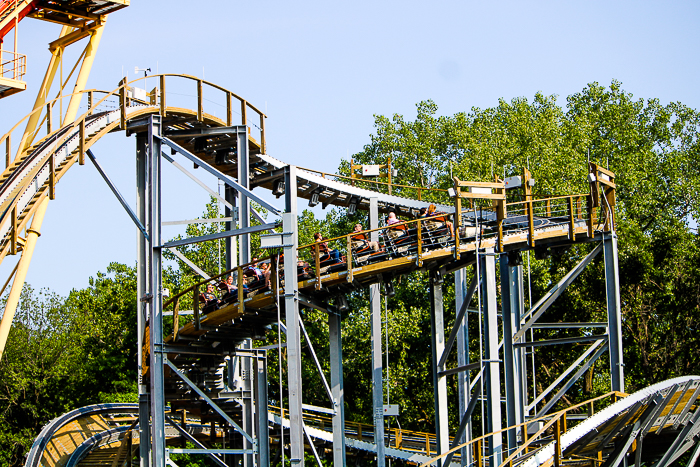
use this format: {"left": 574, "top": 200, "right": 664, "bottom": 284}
{"left": 454, "top": 268, "right": 472, "bottom": 466}
{"left": 224, "top": 185, "right": 237, "bottom": 271}
{"left": 430, "top": 273, "right": 450, "bottom": 464}
{"left": 368, "top": 197, "right": 386, "bottom": 467}
{"left": 254, "top": 353, "right": 270, "bottom": 467}
{"left": 237, "top": 127, "right": 250, "bottom": 265}
{"left": 603, "top": 233, "right": 624, "bottom": 393}
{"left": 136, "top": 132, "right": 150, "bottom": 467}
{"left": 480, "top": 249, "right": 502, "bottom": 464}
{"left": 235, "top": 126, "right": 253, "bottom": 467}
{"left": 283, "top": 165, "right": 304, "bottom": 467}
{"left": 501, "top": 258, "right": 524, "bottom": 451}
{"left": 329, "top": 309, "right": 347, "bottom": 467}
{"left": 138, "top": 393, "right": 151, "bottom": 467}
{"left": 146, "top": 116, "right": 165, "bottom": 467}
{"left": 241, "top": 342, "right": 254, "bottom": 467}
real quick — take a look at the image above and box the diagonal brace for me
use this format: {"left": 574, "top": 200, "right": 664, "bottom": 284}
{"left": 86, "top": 149, "right": 149, "bottom": 241}
{"left": 165, "top": 358, "right": 255, "bottom": 445}
{"left": 299, "top": 315, "right": 335, "bottom": 407}
{"left": 529, "top": 340, "right": 604, "bottom": 410}
{"left": 166, "top": 247, "right": 210, "bottom": 280}
{"left": 535, "top": 343, "right": 608, "bottom": 416}
{"left": 439, "top": 273, "right": 478, "bottom": 369}
{"left": 514, "top": 243, "right": 602, "bottom": 342}
{"left": 444, "top": 383, "right": 482, "bottom": 467}
{"left": 158, "top": 136, "right": 281, "bottom": 216}
{"left": 162, "top": 151, "right": 233, "bottom": 210}
{"left": 164, "top": 414, "right": 229, "bottom": 467}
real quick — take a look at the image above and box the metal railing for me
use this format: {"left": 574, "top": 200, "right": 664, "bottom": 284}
{"left": 269, "top": 405, "right": 447, "bottom": 458}
{"left": 0, "top": 49, "right": 25, "bottom": 81}
{"left": 420, "top": 391, "right": 628, "bottom": 467}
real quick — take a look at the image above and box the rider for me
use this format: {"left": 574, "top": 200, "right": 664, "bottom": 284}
{"left": 202, "top": 283, "right": 220, "bottom": 310}
{"left": 313, "top": 232, "right": 341, "bottom": 263}
{"left": 426, "top": 203, "right": 455, "bottom": 237}
{"left": 385, "top": 211, "right": 406, "bottom": 239}
{"left": 351, "top": 223, "right": 381, "bottom": 252}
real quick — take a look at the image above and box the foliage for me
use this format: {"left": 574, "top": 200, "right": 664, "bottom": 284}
{"left": 0, "top": 262, "right": 139, "bottom": 466}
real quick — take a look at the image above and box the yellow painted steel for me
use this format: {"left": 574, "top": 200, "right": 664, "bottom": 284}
{"left": 62, "top": 21, "right": 105, "bottom": 126}
{"left": 18, "top": 25, "right": 71, "bottom": 154}
{"left": 0, "top": 195, "right": 48, "bottom": 360}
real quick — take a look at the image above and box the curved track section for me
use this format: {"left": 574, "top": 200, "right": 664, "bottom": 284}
{"left": 24, "top": 403, "right": 138, "bottom": 467}
{"left": 501, "top": 377, "right": 700, "bottom": 467}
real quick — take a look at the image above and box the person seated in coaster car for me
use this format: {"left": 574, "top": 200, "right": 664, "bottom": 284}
{"left": 218, "top": 275, "right": 248, "bottom": 303}
{"left": 260, "top": 261, "right": 272, "bottom": 287}
{"left": 425, "top": 203, "right": 455, "bottom": 237}
{"left": 351, "top": 223, "right": 382, "bottom": 252}
{"left": 385, "top": 212, "right": 407, "bottom": 239}
{"left": 275, "top": 253, "right": 314, "bottom": 281}
{"left": 245, "top": 257, "right": 264, "bottom": 281}
{"left": 201, "top": 283, "right": 221, "bottom": 313}
{"left": 313, "top": 232, "right": 342, "bottom": 264}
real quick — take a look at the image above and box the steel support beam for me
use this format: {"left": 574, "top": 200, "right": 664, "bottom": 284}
{"left": 430, "top": 271, "right": 450, "bottom": 464}
{"left": 501, "top": 259, "right": 524, "bottom": 452}
{"left": 369, "top": 197, "right": 385, "bottom": 467}
{"left": 283, "top": 165, "right": 304, "bottom": 467}
{"left": 254, "top": 353, "right": 270, "bottom": 467}
{"left": 146, "top": 115, "right": 165, "bottom": 467}
{"left": 136, "top": 132, "right": 149, "bottom": 467}
{"left": 62, "top": 23, "right": 105, "bottom": 125}
{"left": 236, "top": 126, "right": 251, "bottom": 265}
{"left": 225, "top": 185, "right": 237, "bottom": 272}
{"left": 0, "top": 196, "right": 49, "bottom": 361}
{"left": 480, "top": 249, "right": 502, "bottom": 465}
{"left": 86, "top": 149, "right": 148, "bottom": 240}
{"left": 329, "top": 309, "right": 347, "bottom": 467}
{"left": 454, "top": 267, "right": 472, "bottom": 466}
{"left": 603, "top": 233, "right": 624, "bottom": 392}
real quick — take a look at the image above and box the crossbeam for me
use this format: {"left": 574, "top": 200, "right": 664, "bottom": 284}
{"left": 158, "top": 136, "right": 281, "bottom": 215}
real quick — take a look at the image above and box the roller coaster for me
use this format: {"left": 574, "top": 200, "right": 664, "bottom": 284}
{"left": 1, "top": 3, "right": 699, "bottom": 467}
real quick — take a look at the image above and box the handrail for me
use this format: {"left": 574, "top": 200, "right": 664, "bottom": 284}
{"left": 506, "top": 193, "right": 589, "bottom": 207}
{"left": 418, "top": 391, "right": 628, "bottom": 467}
{"left": 163, "top": 257, "right": 268, "bottom": 310}
{"left": 1, "top": 73, "right": 267, "bottom": 168}
{"left": 298, "top": 212, "right": 451, "bottom": 250}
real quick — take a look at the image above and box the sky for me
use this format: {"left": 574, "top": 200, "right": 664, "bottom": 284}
{"left": 1, "top": 0, "right": 699, "bottom": 296}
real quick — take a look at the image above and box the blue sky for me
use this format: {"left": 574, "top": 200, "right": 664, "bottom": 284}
{"left": 1, "top": 0, "right": 699, "bottom": 295}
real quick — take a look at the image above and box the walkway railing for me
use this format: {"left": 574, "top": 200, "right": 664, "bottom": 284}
{"left": 419, "top": 391, "right": 627, "bottom": 467}
{"left": 1, "top": 49, "right": 25, "bottom": 81}
{"left": 0, "top": 73, "right": 267, "bottom": 169}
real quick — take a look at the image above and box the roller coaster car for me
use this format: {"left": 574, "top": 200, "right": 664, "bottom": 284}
{"left": 384, "top": 223, "right": 418, "bottom": 257}
{"left": 422, "top": 216, "right": 452, "bottom": 248}
{"left": 350, "top": 234, "right": 389, "bottom": 266}
{"left": 200, "top": 293, "right": 220, "bottom": 314}
{"left": 217, "top": 281, "right": 249, "bottom": 305}
{"left": 277, "top": 258, "right": 315, "bottom": 286}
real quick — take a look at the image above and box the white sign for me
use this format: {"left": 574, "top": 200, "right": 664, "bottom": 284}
{"left": 469, "top": 186, "right": 493, "bottom": 195}
{"left": 383, "top": 404, "right": 399, "bottom": 416}
{"left": 362, "top": 165, "right": 381, "bottom": 176}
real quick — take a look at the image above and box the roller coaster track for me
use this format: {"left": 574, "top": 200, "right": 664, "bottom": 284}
{"left": 25, "top": 378, "right": 700, "bottom": 467}
{"left": 3, "top": 75, "right": 692, "bottom": 466}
